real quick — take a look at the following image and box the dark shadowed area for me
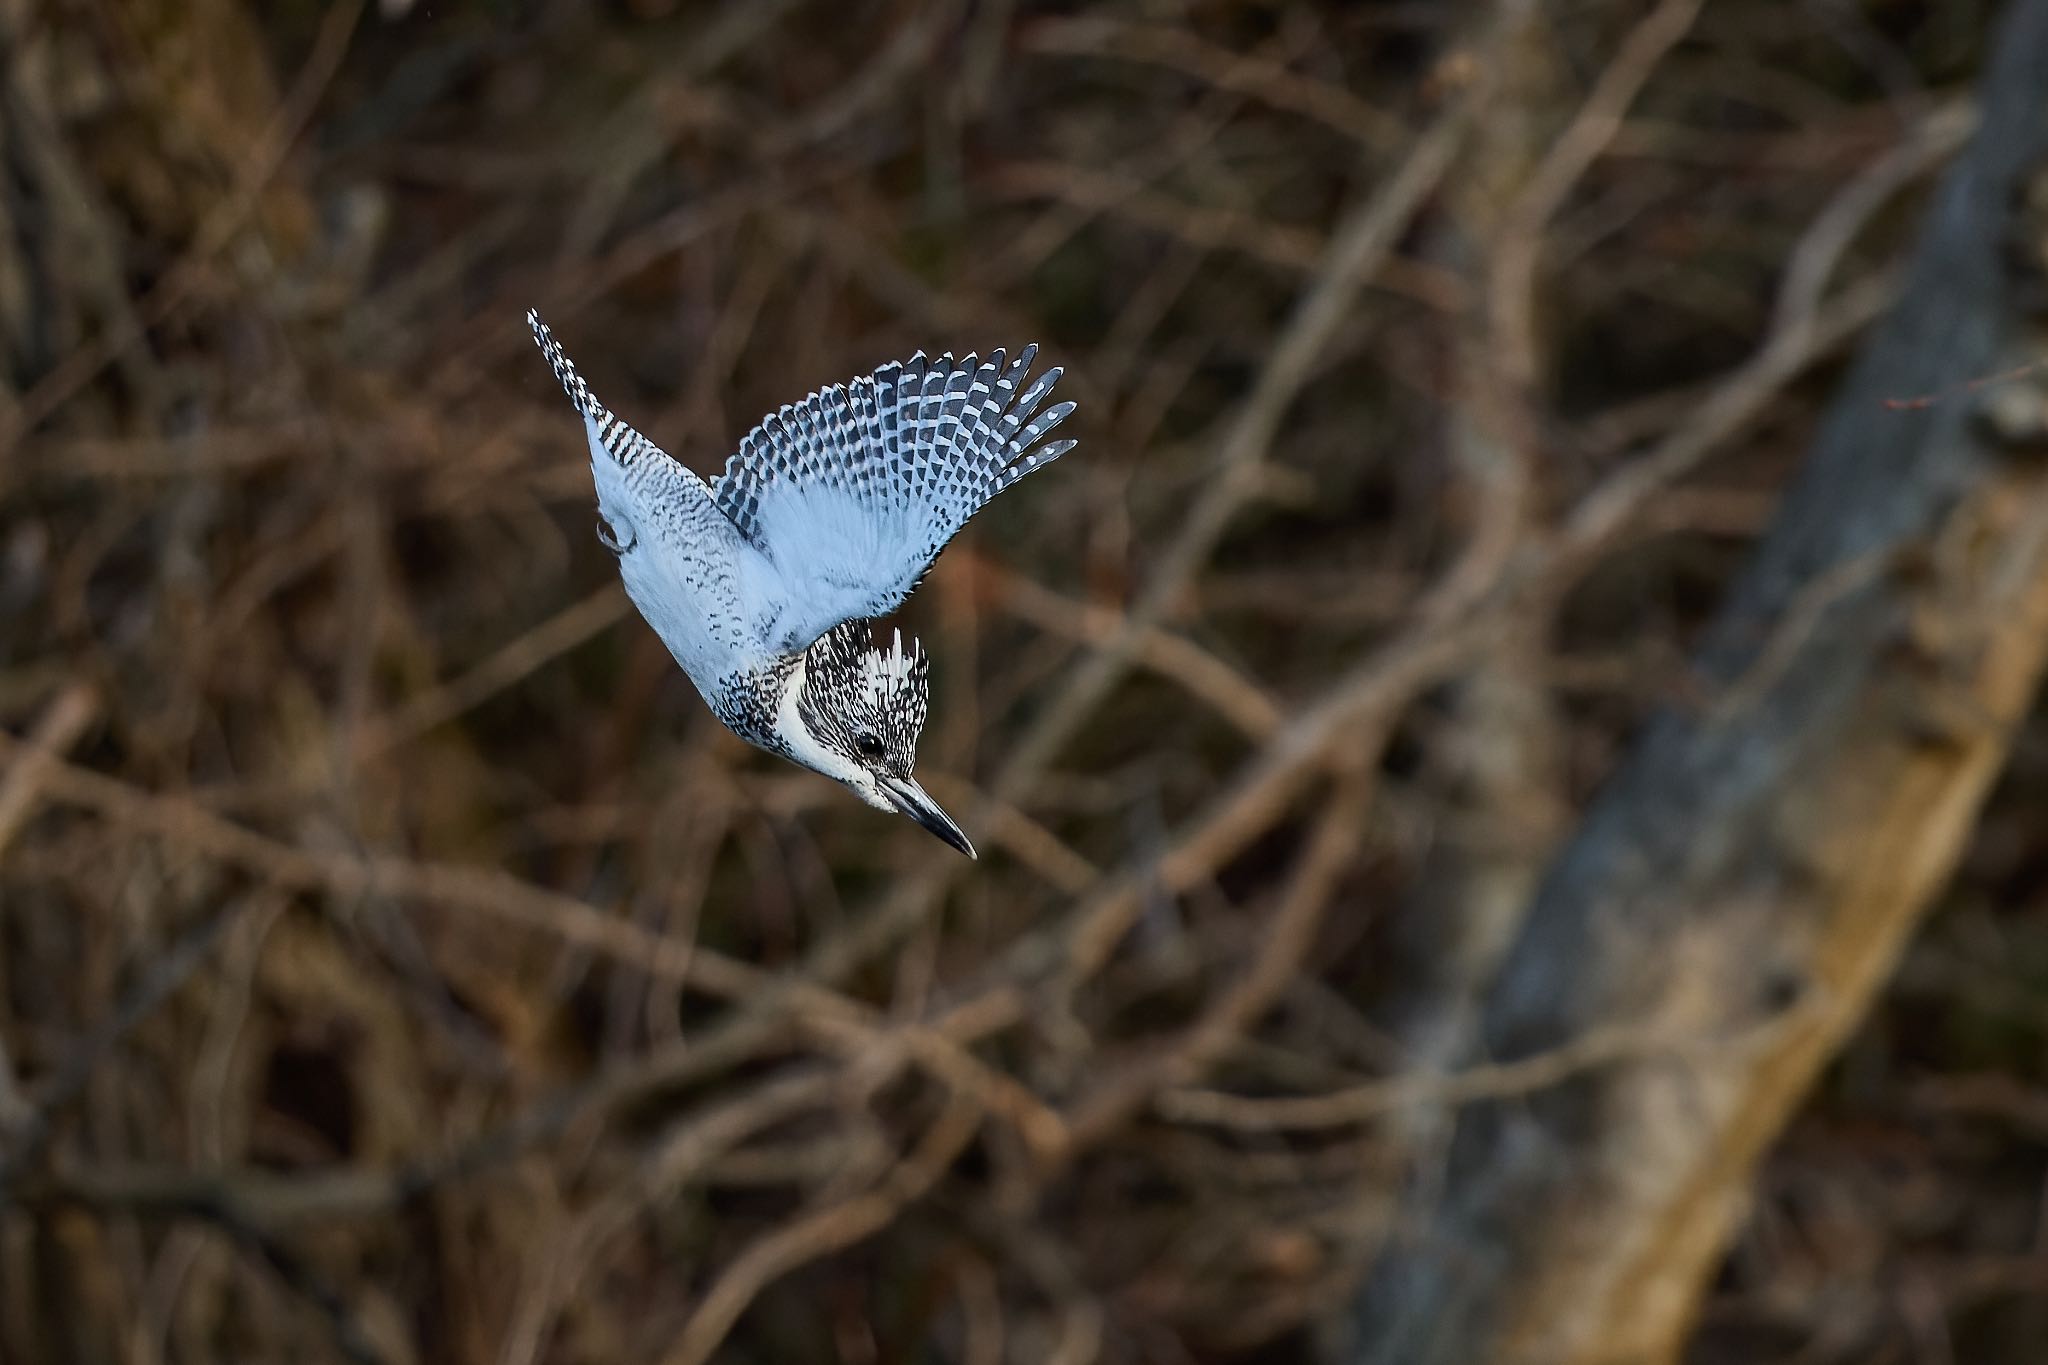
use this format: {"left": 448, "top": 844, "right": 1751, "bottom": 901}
{"left": 3, "top": 2, "right": 2047, "bottom": 1363}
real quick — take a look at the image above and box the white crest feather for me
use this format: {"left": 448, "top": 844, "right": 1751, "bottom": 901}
{"left": 861, "top": 628, "right": 919, "bottom": 698}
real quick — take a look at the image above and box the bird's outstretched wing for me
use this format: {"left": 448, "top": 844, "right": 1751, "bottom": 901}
{"left": 713, "top": 347, "right": 1076, "bottom": 653}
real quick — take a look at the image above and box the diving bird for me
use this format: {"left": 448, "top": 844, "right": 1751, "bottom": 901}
{"left": 526, "top": 310, "right": 1077, "bottom": 858}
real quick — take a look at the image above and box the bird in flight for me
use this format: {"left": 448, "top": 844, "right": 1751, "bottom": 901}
{"left": 527, "top": 310, "right": 1077, "bottom": 858}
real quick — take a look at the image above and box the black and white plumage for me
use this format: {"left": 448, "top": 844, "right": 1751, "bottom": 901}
{"left": 527, "top": 309, "right": 1078, "bottom": 857}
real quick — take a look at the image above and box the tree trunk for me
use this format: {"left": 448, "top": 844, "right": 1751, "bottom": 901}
{"left": 1339, "top": 1, "right": 2048, "bottom": 1361}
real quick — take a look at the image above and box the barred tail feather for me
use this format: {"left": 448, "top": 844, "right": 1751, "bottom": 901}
{"left": 527, "top": 309, "right": 666, "bottom": 470}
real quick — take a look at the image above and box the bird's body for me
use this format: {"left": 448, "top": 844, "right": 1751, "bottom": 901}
{"left": 527, "top": 310, "right": 1077, "bottom": 856}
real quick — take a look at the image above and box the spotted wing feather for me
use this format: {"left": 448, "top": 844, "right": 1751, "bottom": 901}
{"left": 713, "top": 346, "right": 1076, "bottom": 653}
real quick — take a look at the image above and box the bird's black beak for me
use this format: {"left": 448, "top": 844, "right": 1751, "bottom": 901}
{"left": 880, "top": 776, "right": 976, "bottom": 859}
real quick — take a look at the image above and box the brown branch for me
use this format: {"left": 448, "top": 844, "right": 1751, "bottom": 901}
{"left": 0, "top": 680, "right": 97, "bottom": 858}
{"left": 657, "top": 1089, "right": 985, "bottom": 1365}
{"left": 1059, "top": 777, "right": 1371, "bottom": 1151}
{"left": 0, "top": 681, "right": 100, "bottom": 1125}
{"left": 1019, "top": 16, "right": 1406, "bottom": 150}
{"left": 357, "top": 584, "right": 630, "bottom": 758}
{"left": 1159, "top": 1023, "right": 1667, "bottom": 1131}
{"left": 1488, "top": 0, "right": 1706, "bottom": 387}
{"left": 979, "top": 562, "right": 1282, "bottom": 741}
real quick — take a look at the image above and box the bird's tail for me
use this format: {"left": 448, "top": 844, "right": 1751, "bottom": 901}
{"left": 527, "top": 309, "right": 604, "bottom": 418}
{"left": 526, "top": 309, "right": 660, "bottom": 470}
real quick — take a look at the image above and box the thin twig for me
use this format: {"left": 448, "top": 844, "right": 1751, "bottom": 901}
{"left": 1157, "top": 1023, "right": 1662, "bottom": 1130}
{"left": 1060, "top": 777, "right": 1371, "bottom": 1151}
{"left": 658, "top": 1089, "right": 985, "bottom": 1365}
{"left": 0, "top": 680, "right": 98, "bottom": 858}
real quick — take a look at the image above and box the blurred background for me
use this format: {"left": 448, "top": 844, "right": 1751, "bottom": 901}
{"left": 4, "top": 0, "right": 2048, "bottom": 1361}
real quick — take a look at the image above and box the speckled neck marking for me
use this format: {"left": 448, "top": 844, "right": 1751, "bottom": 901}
{"left": 713, "top": 655, "right": 801, "bottom": 756}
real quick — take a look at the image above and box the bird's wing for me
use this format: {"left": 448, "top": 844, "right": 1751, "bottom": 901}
{"left": 712, "top": 347, "right": 1076, "bottom": 652}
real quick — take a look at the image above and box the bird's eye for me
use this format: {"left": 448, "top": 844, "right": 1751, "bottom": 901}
{"left": 854, "top": 732, "right": 884, "bottom": 759}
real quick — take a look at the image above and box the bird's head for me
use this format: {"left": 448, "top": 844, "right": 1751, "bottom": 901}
{"left": 778, "top": 623, "right": 975, "bottom": 858}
